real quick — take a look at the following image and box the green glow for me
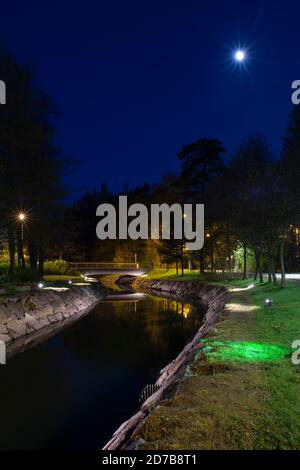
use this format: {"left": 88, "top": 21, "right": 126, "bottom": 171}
{"left": 202, "top": 340, "right": 292, "bottom": 363}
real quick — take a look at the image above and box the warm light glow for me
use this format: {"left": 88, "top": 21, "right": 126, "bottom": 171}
{"left": 18, "top": 212, "right": 26, "bottom": 221}
{"left": 206, "top": 233, "right": 210, "bottom": 238}
{"left": 235, "top": 50, "right": 245, "bottom": 62}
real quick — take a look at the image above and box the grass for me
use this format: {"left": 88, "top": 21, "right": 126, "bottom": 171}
{"left": 135, "top": 276, "right": 300, "bottom": 449}
{"left": 43, "top": 274, "right": 82, "bottom": 282}
{"left": 146, "top": 268, "right": 242, "bottom": 282}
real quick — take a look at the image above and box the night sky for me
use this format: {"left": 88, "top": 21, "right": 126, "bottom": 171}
{"left": 1, "top": 0, "right": 299, "bottom": 197}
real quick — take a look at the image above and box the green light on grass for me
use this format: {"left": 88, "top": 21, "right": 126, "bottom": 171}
{"left": 202, "top": 340, "right": 291, "bottom": 363}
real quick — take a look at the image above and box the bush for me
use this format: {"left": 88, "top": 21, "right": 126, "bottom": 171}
{"left": 43, "top": 260, "right": 68, "bottom": 275}
{"left": 0, "top": 266, "right": 38, "bottom": 284}
{"left": 6, "top": 266, "right": 38, "bottom": 283}
{"left": 0, "top": 262, "right": 9, "bottom": 276}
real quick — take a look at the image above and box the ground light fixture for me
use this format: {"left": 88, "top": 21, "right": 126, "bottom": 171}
{"left": 38, "top": 282, "right": 44, "bottom": 289}
{"left": 265, "top": 298, "right": 273, "bottom": 307}
{"left": 68, "top": 280, "right": 73, "bottom": 284}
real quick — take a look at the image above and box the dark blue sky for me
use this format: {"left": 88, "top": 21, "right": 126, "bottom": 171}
{"left": 1, "top": 0, "right": 299, "bottom": 197}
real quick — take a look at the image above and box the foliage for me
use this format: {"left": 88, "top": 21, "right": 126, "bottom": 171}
{"left": 43, "top": 260, "right": 68, "bottom": 275}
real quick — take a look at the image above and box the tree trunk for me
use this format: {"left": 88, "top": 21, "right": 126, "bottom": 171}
{"left": 243, "top": 244, "right": 248, "bottom": 280}
{"left": 210, "top": 241, "right": 215, "bottom": 273}
{"left": 29, "top": 239, "right": 38, "bottom": 273}
{"left": 199, "top": 250, "right": 205, "bottom": 273}
{"left": 38, "top": 248, "right": 44, "bottom": 281}
{"left": 8, "top": 225, "right": 15, "bottom": 276}
{"left": 17, "top": 228, "right": 25, "bottom": 268}
{"left": 254, "top": 261, "right": 258, "bottom": 280}
{"left": 280, "top": 239, "right": 286, "bottom": 288}
{"left": 268, "top": 251, "right": 277, "bottom": 284}
{"left": 180, "top": 244, "right": 184, "bottom": 277}
{"left": 268, "top": 249, "right": 272, "bottom": 282}
{"left": 255, "top": 250, "right": 263, "bottom": 283}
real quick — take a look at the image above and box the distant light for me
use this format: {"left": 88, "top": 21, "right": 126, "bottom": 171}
{"left": 248, "top": 284, "right": 255, "bottom": 289}
{"left": 18, "top": 213, "right": 26, "bottom": 221}
{"left": 235, "top": 50, "right": 245, "bottom": 62}
{"left": 38, "top": 282, "right": 44, "bottom": 289}
{"left": 68, "top": 280, "right": 73, "bottom": 284}
{"left": 265, "top": 298, "right": 273, "bottom": 307}
{"left": 206, "top": 233, "right": 210, "bottom": 238}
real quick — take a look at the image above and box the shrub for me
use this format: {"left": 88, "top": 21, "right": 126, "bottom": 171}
{"left": 43, "top": 260, "right": 68, "bottom": 274}
{"left": 0, "top": 262, "right": 9, "bottom": 276}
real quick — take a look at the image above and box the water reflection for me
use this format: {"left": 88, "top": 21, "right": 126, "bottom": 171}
{"left": 0, "top": 292, "right": 205, "bottom": 450}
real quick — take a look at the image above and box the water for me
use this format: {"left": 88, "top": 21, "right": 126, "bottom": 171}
{"left": 0, "top": 291, "right": 205, "bottom": 450}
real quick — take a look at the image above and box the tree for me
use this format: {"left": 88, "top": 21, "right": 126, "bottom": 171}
{"left": 178, "top": 138, "right": 226, "bottom": 272}
{"left": 0, "top": 47, "right": 66, "bottom": 279}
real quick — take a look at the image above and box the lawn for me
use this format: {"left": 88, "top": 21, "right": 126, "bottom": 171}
{"left": 146, "top": 268, "right": 242, "bottom": 282}
{"left": 135, "top": 277, "right": 300, "bottom": 449}
{"left": 43, "top": 274, "right": 83, "bottom": 282}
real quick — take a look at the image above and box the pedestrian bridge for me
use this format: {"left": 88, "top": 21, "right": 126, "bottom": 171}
{"left": 68, "top": 261, "right": 152, "bottom": 277}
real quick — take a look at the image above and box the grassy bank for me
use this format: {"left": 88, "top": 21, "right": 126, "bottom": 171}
{"left": 135, "top": 274, "right": 300, "bottom": 449}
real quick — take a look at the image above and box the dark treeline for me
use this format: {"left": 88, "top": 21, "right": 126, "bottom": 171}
{"left": 0, "top": 49, "right": 66, "bottom": 281}
{"left": 1, "top": 50, "right": 300, "bottom": 287}
{"left": 68, "top": 122, "right": 300, "bottom": 288}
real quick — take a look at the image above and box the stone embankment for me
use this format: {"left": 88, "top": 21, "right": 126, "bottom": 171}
{"left": 103, "top": 278, "right": 229, "bottom": 450}
{"left": 0, "top": 285, "right": 105, "bottom": 358}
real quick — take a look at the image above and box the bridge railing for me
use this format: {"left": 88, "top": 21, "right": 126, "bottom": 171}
{"left": 68, "top": 261, "right": 153, "bottom": 270}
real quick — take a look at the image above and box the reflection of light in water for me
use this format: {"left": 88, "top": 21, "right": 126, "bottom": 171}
{"left": 182, "top": 304, "right": 191, "bottom": 318}
{"left": 103, "top": 293, "right": 147, "bottom": 302}
{"left": 162, "top": 299, "right": 192, "bottom": 318}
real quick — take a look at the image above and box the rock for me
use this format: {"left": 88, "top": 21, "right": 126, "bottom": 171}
{"left": 0, "top": 324, "right": 8, "bottom": 335}
{"left": 0, "top": 334, "right": 11, "bottom": 343}
{"left": 6, "top": 319, "right": 26, "bottom": 338}
{"left": 24, "top": 313, "right": 49, "bottom": 331}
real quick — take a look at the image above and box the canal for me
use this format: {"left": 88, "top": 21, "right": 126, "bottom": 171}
{"left": 0, "top": 289, "right": 205, "bottom": 450}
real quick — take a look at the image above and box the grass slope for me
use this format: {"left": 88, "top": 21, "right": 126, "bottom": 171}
{"left": 136, "top": 273, "right": 300, "bottom": 449}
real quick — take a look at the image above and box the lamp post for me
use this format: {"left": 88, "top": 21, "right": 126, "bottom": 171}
{"left": 16, "top": 212, "right": 27, "bottom": 268}
{"left": 18, "top": 212, "right": 26, "bottom": 240}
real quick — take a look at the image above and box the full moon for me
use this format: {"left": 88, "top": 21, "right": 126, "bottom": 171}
{"left": 235, "top": 50, "right": 245, "bottom": 62}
